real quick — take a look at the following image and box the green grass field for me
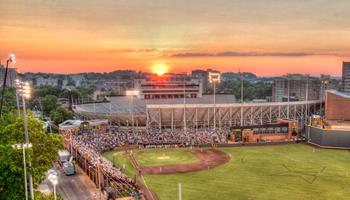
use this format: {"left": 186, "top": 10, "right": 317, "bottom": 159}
{"left": 104, "top": 144, "right": 350, "bottom": 200}
{"left": 102, "top": 148, "right": 198, "bottom": 176}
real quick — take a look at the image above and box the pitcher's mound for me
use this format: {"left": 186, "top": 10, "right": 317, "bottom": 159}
{"left": 157, "top": 156, "right": 170, "bottom": 160}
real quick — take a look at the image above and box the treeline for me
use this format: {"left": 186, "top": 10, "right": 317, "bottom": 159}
{"left": 0, "top": 87, "right": 65, "bottom": 199}
{"left": 1, "top": 85, "right": 96, "bottom": 127}
{"left": 217, "top": 80, "right": 272, "bottom": 101}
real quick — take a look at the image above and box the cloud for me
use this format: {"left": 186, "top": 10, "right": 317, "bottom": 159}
{"left": 169, "top": 51, "right": 319, "bottom": 58}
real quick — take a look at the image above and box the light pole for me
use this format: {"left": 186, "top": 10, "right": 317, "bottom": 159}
{"left": 12, "top": 143, "right": 32, "bottom": 200}
{"left": 287, "top": 75, "right": 290, "bottom": 119}
{"left": 17, "top": 80, "right": 34, "bottom": 199}
{"left": 209, "top": 72, "right": 221, "bottom": 130}
{"left": 126, "top": 90, "right": 139, "bottom": 134}
{"left": 305, "top": 75, "right": 309, "bottom": 125}
{"left": 15, "top": 79, "right": 21, "bottom": 116}
{"left": 47, "top": 170, "right": 58, "bottom": 200}
{"left": 320, "top": 80, "right": 329, "bottom": 116}
{"left": 183, "top": 77, "right": 186, "bottom": 133}
{"left": 240, "top": 71, "right": 244, "bottom": 126}
{"left": 0, "top": 53, "right": 16, "bottom": 116}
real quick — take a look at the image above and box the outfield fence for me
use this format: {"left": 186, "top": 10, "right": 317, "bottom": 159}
{"left": 306, "top": 125, "right": 350, "bottom": 149}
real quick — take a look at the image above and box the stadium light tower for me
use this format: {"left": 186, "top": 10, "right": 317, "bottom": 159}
{"left": 16, "top": 80, "right": 34, "bottom": 199}
{"left": 0, "top": 53, "right": 16, "bottom": 116}
{"left": 126, "top": 90, "right": 139, "bottom": 133}
{"left": 209, "top": 72, "right": 221, "bottom": 130}
{"left": 12, "top": 143, "right": 32, "bottom": 200}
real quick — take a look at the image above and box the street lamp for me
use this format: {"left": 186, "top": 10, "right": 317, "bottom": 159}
{"left": 47, "top": 170, "right": 58, "bottom": 200}
{"left": 12, "top": 143, "right": 32, "bottom": 200}
{"left": 0, "top": 53, "right": 16, "bottom": 116}
{"left": 209, "top": 72, "right": 221, "bottom": 130}
{"left": 16, "top": 80, "right": 34, "bottom": 199}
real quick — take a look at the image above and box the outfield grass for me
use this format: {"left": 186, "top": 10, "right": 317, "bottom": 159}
{"left": 105, "top": 144, "right": 350, "bottom": 200}
{"left": 102, "top": 151, "right": 136, "bottom": 177}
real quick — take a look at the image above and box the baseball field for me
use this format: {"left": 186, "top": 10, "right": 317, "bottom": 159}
{"left": 103, "top": 144, "right": 350, "bottom": 200}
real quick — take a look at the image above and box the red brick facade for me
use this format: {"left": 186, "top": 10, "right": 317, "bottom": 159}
{"left": 325, "top": 91, "right": 350, "bottom": 121}
{"left": 228, "top": 119, "right": 298, "bottom": 143}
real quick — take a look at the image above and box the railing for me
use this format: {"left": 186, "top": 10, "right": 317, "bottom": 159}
{"left": 64, "top": 141, "right": 142, "bottom": 199}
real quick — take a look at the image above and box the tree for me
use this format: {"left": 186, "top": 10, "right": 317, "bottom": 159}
{"left": 32, "top": 86, "right": 61, "bottom": 99}
{"left": 0, "top": 112, "right": 64, "bottom": 200}
{"left": 34, "top": 191, "right": 62, "bottom": 200}
{"left": 217, "top": 80, "right": 272, "bottom": 101}
{"left": 50, "top": 107, "right": 74, "bottom": 125}
{"left": 75, "top": 86, "right": 95, "bottom": 102}
{"left": 0, "top": 87, "right": 17, "bottom": 114}
{"left": 41, "top": 95, "right": 59, "bottom": 116}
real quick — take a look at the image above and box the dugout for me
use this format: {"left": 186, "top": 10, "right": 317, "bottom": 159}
{"left": 229, "top": 119, "right": 299, "bottom": 143}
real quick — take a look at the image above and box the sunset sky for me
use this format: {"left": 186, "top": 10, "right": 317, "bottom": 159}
{"left": 1, "top": 0, "right": 350, "bottom": 76}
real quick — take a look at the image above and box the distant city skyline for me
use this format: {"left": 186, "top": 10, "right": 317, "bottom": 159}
{"left": 1, "top": 0, "right": 350, "bottom": 75}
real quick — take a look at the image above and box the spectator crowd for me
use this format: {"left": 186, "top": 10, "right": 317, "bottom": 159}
{"left": 61, "top": 127, "right": 228, "bottom": 198}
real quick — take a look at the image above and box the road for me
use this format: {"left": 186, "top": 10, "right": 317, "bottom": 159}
{"left": 42, "top": 165, "right": 102, "bottom": 200}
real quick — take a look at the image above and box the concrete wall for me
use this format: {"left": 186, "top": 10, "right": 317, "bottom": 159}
{"left": 306, "top": 125, "right": 350, "bottom": 148}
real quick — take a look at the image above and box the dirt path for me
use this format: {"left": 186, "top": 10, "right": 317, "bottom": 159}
{"left": 140, "top": 149, "right": 230, "bottom": 175}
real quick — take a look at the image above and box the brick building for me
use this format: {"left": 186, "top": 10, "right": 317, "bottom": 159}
{"left": 133, "top": 74, "right": 203, "bottom": 99}
{"left": 325, "top": 90, "right": 350, "bottom": 121}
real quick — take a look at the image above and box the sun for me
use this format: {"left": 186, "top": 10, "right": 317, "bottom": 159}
{"left": 152, "top": 64, "right": 169, "bottom": 76}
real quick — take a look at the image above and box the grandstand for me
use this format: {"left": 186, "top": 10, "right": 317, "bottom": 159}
{"left": 73, "top": 96, "right": 321, "bottom": 129}
{"left": 73, "top": 94, "right": 236, "bottom": 126}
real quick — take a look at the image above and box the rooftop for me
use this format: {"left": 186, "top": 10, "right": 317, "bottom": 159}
{"left": 327, "top": 90, "right": 350, "bottom": 99}
{"left": 74, "top": 94, "right": 236, "bottom": 114}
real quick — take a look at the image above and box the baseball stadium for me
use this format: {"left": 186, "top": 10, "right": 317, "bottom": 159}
{"left": 59, "top": 76, "right": 350, "bottom": 200}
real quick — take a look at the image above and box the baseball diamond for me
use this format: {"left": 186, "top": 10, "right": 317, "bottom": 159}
{"left": 104, "top": 144, "right": 350, "bottom": 200}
